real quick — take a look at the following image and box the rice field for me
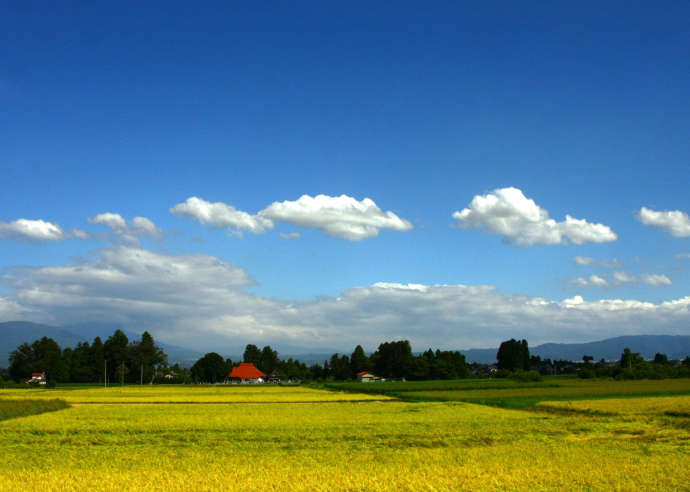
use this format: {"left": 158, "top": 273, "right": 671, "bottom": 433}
{"left": 0, "top": 383, "right": 688, "bottom": 491}
{"left": 0, "top": 385, "right": 391, "bottom": 403}
{"left": 538, "top": 394, "right": 690, "bottom": 417}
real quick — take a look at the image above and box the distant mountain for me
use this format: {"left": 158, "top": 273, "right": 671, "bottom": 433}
{"left": 0, "top": 321, "right": 202, "bottom": 367}
{"left": 0, "top": 321, "right": 85, "bottom": 366}
{"left": 462, "top": 335, "right": 690, "bottom": 364}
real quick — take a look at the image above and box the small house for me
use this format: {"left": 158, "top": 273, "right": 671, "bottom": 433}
{"left": 357, "top": 371, "right": 379, "bottom": 382}
{"left": 27, "top": 372, "right": 46, "bottom": 385}
{"left": 266, "top": 370, "right": 284, "bottom": 384}
{"left": 228, "top": 363, "right": 265, "bottom": 383}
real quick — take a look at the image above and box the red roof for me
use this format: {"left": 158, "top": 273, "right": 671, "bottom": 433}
{"left": 229, "top": 363, "right": 265, "bottom": 379}
{"left": 357, "top": 371, "right": 369, "bottom": 376}
{"left": 31, "top": 373, "right": 44, "bottom": 376}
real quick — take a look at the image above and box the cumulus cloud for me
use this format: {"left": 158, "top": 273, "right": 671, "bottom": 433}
{"left": 640, "top": 274, "right": 672, "bottom": 286}
{"left": 88, "top": 212, "right": 161, "bottom": 244}
{"left": 638, "top": 207, "right": 690, "bottom": 237}
{"left": 453, "top": 187, "right": 617, "bottom": 246}
{"left": 171, "top": 194, "right": 413, "bottom": 241}
{"left": 574, "top": 256, "right": 595, "bottom": 265}
{"left": 2, "top": 246, "right": 688, "bottom": 352}
{"left": 0, "top": 219, "right": 66, "bottom": 241}
{"left": 279, "top": 232, "right": 301, "bottom": 240}
{"left": 261, "top": 194, "right": 413, "bottom": 240}
{"left": 571, "top": 275, "right": 608, "bottom": 287}
{"left": 170, "top": 197, "right": 273, "bottom": 234}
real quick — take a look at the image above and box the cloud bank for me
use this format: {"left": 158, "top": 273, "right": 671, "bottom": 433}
{"left": 453, "top": 187, "right": 617, "bottom": 246}
{"left": 1, "top": 246, "right": 687, "bottom": 352}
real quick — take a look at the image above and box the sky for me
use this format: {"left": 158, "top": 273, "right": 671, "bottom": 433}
{"left": 1, "top": 2, "right": 689, "bottom": 354}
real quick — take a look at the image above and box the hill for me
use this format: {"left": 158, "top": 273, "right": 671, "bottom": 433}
{"left": 461, "top": 335, "right": 690, "bottom": 364}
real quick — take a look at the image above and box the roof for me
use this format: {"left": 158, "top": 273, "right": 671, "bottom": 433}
{"left": 229, "top": 362, "right": 265, "bottom": 379}
{"left": 357, "top": 371, "right": 369, "bottom": 376}
{"left": 31, "top": 373, "right": 44, "bottom": 376}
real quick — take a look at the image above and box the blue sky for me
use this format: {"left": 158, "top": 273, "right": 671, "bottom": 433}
{"left": 1, "top": 2, "right": 689, "bottom": 352}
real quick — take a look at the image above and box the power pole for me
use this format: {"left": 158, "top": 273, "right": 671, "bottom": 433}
{"left": 121, "top": 361, "right": 124, "bottom": 386}
{"left": 140, "top": 363, "right": 143, "bottom": 385}
{"left": 104, "top": 360, "right": 107, "bottom": 388}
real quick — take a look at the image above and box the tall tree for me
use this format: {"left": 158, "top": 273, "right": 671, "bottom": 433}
{"left": 372, "top": 340, "right": 414, "bottom": 379}
{"left": 8, "top": 343, "right": 33, "bottom": 382}
{"left": 496, "top": 339, "right": 530, "bottom": 371}
{"left": 190, "top": 352, "right": 227, "bottom": 383}
{"left": 104, "top": 330, "right": 129, "bottom": 382}
{"left": 259, "top": 346, "right": 279, "bottom": 373}
{"left": 243, "top": 344, "right": 262, "bottom": 366}
{"left": 90, "top": 337, "right": 105, "bottom": 383}
{"left": 349, "top": 345, "right": 369, "bottom": 375}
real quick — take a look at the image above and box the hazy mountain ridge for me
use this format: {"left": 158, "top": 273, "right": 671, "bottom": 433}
{"left": 462, "top": 335, "right": 690, "bottom": 364}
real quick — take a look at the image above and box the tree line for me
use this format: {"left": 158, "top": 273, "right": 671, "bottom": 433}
{"left": 189, "top": 340, "right": 469, "bottom": 382}
{"left": 7, "top": 330, "right": 166, "bottom": 385}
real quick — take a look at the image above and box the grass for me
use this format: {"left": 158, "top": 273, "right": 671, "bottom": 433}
{"left": 0, "top": 398, "right": 69, "bottom": 421}
{"left": 327, "top": 377, "right": 690, "bottom": 408}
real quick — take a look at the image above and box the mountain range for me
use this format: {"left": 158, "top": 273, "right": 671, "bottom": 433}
{"left": 1, "top": 321, "right": 689, "bottom": 367}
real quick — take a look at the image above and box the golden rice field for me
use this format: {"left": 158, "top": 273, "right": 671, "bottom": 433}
{"left": 538, "top": 394, "right": 690, "bottom": 417}
{"left": 0, "top": 385, "right": 390, "bottom": 403}
{"left": 0, "top": 384, "right": 689, "bottom": 491}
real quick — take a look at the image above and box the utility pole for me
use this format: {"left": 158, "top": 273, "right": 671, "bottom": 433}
{"left": 104, "top": 360, "right": 107, "bottom": 388}
{"left": 121, "top": 361, "right": 124, "bottom": 386}
{"left": 140, "top": 363, "right": 143, "bottom": 385}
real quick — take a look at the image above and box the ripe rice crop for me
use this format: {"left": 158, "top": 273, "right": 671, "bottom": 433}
{"left": 0, "top": 385, "right": 391, "bottom": 404}
{"left": 0, "top": 386, "right": 688, "bottom": 490}
{"left": 538, "top": 395, "right": 690, "bottom": 416}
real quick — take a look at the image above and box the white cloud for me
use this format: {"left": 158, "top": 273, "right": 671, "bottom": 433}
{"left": 88, "top": 213, "right": 161, "bottom": 244}
{"left": 640, "top": 274, "right": 672, "bottom": 286}
{"left": 452, "top": 187, "right": 617, "bottom": 246}
{"left": 638, "top": 207, "right": 690, "bottom": 237}
{"left": 88, "top": 212, "right": 126, "bottom": 231}
{"left": 571, "top": 275, "right": 608, "bottom": 287}
{"left": 574, "top": 256, "right": 622, "bottom": 268}
{"left": 613, "top": 272, "right": 636, "bottom": 284}
{"left": 260, "top": 194, "right": 413, "bottom": 241}
{"left": 71, "top": 229, "right": 90, "bottom": 240}
{"left": 279, "top": 232, "right": 301, "bottom": 240}
{"left": 171, "top": 194, "right": 413, "bottom": 241}
{"left": 2, "top": 246, "right": 688, "bottom": 352}
{"left": 170, "top": 197, "right": 272, "bottom": 234}
{"left": 676, "top": 252, "right": 690, "bottom": 259}
{"left": 0, "top": 219, "right": 66, "bottom": 241}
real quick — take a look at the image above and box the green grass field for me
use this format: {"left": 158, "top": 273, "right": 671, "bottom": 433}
{"left": 0, "top": 381, "right": 688, "bottom": 490}
{"left": 327, "top": 377, "right": 690, "bottom": 407}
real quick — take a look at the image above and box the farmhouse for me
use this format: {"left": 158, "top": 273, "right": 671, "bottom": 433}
{"left": 357, "top": 371, "right": 383, "bottom": 382}
{"left": 27, "top": 372, "right": 46, "bottom": 385}
{"left": 228, "top": 363, "right": 265, "bottom": 383}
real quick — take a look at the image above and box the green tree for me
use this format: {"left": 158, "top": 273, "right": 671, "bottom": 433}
{"left": 496, "top": 339, "right": 529, "bottom": 371}
{"left": 620, "top": 347, "right": 643, "bottom": 369}
{"left": 104, "top": 330, "right": 129, "bottom": 382}
{"left": 243, "top": 344, "right": 262, "bottom": 366}
{"left": 70, "top": 342, "right": 94, "bottom": 382}
{"left": 652, "top": 353, "right": 669, "bottom": 365}
{"left": 190, "top": 352, "right": 227, "bottom": 383}
{"left": 372, "top": 340, "right": 414, "bottom": 379}
{"left": 259, "top": 346, "right": 279, "bottom": 373}
{"left": 350, "top": 345, "right": 369, "bottom": 375}
{"left": 129, "top": 332, "right": 167, "bottom": 383}
{"left": 90, "top": 337, "right": 105, "bottom": 383}
{"left": 8, "top": 343, "right": 34, "bottom": 382}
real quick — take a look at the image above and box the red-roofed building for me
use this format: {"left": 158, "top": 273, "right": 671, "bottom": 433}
{"left": 357, "top": 371, "right": 383, "bottom": 382}
{"left": 228, "top": 363, "right": 266, "bottom": 383}
{"left": 27, "top": 372, "right": 46, "bottom": 385}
